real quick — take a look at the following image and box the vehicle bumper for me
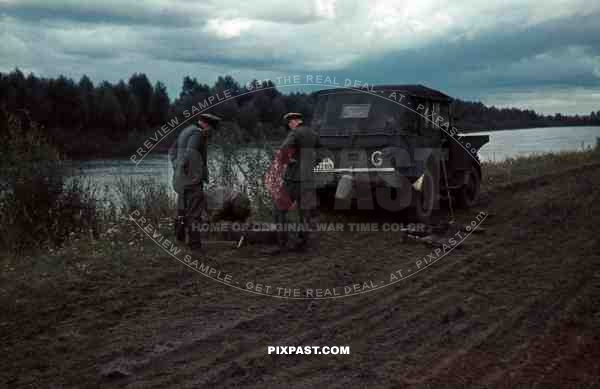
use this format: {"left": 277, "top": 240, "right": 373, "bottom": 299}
{"left": 314, "top": 167, "right": 414, "bottom": 189}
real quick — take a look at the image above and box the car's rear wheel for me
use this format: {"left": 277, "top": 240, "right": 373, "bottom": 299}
{"left": 412, "top": 173, "right": 436, "bottom": 222}
{"left": 455, "top": 165, "right": 481, "bottom": 208}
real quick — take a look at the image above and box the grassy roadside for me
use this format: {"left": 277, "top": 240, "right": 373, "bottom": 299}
{"left": 481, "top": 146, "right": 600, "bottom": 191}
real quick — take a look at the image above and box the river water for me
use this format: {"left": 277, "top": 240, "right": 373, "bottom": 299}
{"left": 470, "top": 126, "right": 599, "bottom": 162}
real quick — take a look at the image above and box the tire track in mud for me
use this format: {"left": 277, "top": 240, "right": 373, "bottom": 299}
{"left": 394, "top": 303, "right": 534, "bottom": 386}
{"left": 111, "top": 226, "right": 489, "bottom": 387}
{"left": 104, "top": 219, "right": 551, "bottom": 386}
{"left": 397, "top": 274, "right": 592, "bottom": 385}
{"left": 214, "top": 225, "right": 595, "bottom": 388}
{"left": 378, "top": 224, "right": 600, "bottom": 386}
{"left": 267, "top": 256, "right": 517, "bottom": 386}
{"left": 480, "top": 272, "right": 600, "bottom": 386}
{"left": 181, "top": 238, "right": 509, "bottom": 387}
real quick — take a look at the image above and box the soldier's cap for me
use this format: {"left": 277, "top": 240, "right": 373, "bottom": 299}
{"left": 198, "top": 113, "right": 222, "bottom": 124}
{"left": 283, "top": 112, "right": 303, "bottom": 121}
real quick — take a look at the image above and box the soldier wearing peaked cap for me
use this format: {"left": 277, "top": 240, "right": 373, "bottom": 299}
{"left": 270, "top": 112, "right": 323, "bottom": 252}
{"left": 283, "top": 112, "right": 303, "bottom": 121}
{"left": 169, "top": 113, "right": 222, "bottom": 253}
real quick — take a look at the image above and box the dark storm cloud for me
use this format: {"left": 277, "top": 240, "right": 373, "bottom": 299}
{"left": 340, "top": 11, "right": 600, "bottom": 93}
{"left": 0, "top": 1, "right": 193, "bottom": 26}
{"left": 148, "top": 47, "right": 294, "bottom": 70}
{"left": 0, "top": 0, "right": 323, "bottom": 26}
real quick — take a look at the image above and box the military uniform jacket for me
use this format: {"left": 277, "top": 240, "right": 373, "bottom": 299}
{"left": 279, "top": 125, "right": 322, "bottom": 184}
{"left": 169, "top": 124, "right": 208, "bottom": 194}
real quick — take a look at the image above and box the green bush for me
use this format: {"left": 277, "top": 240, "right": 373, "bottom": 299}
{"left": 0, "top": 109, "right": 98, "bottom": 254}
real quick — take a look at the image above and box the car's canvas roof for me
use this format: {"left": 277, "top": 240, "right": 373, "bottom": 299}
{"left": 314, "top": 84, "right": 452, "bottom": 102}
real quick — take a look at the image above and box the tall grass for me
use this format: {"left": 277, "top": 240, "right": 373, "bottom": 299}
{"left": 114, "top": 177, "right": 176, "bottom": 223}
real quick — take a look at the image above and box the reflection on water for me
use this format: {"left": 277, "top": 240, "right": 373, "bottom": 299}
{"left": 67, "top": 154, "right": 173, "bottom": 205}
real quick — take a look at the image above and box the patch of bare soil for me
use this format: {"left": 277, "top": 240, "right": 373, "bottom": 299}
{"left": 2, "top": 164, "right": 600, "bottom": 388}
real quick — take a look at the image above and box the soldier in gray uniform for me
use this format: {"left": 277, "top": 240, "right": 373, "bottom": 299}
{"left": 273, "top": 112, "right": 322, "bottom": 251}
{"left": 169, "top": 113, "right": 221, "bottom": 252}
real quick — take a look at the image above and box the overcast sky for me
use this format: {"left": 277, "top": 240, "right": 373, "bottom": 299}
{"left": 1, "top": 0, "right": 600, "bottom": 114}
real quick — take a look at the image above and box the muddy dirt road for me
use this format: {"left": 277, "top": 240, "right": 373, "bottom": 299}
{"left": 2, "top": 164, "right": 600, "bottom": 388}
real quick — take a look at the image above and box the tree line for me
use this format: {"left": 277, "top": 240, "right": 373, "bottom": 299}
{"left": 452, "top": 100, "right": 600, "bottom": 131}
{"left": 0, "top": 68, "right": 598, "bottom": 156}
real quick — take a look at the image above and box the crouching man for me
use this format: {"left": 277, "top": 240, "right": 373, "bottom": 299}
{"left": 169, "top": 113, "right": 221, "bottom": 253}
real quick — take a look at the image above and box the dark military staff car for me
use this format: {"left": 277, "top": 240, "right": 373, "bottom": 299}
{"left": 311, "top": 85, "right": 489, "bottom": 220}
